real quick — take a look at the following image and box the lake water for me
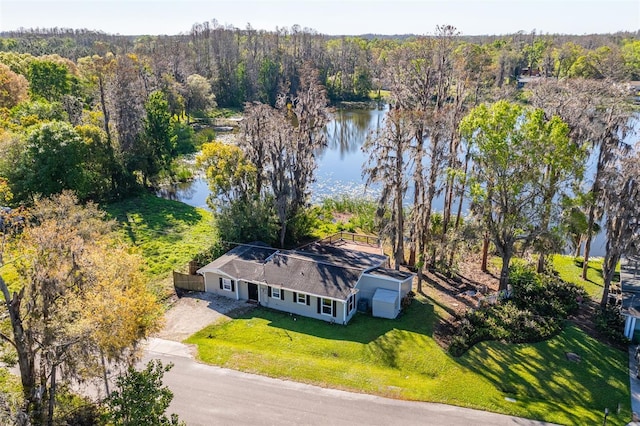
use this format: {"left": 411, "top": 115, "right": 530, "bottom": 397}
{"left": 159, "top": 106, "right": 389, "bottom": 209}
{"left": 312, "top": 105, "right": 387, "bottom": 202}
{"left": 160, "top": 106, "right": 632, "bottom": 257}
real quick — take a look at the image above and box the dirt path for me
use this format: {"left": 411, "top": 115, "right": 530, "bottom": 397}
{"left": 156, "top": 292, "right": 252, "bottom": 341}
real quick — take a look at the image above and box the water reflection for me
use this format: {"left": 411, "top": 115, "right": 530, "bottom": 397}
{"left": 157, "top": 178, "right": 210, "bottom": 210}
{"left": 156, "top": 105, "right": 631, "bottom": 257}
{"left": 322, "top": 105, "right": 387, "bottom": 159}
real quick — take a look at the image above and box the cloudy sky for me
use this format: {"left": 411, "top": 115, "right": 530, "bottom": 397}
{"left": 1, "top": 0, "right": 638, "bottom": 36}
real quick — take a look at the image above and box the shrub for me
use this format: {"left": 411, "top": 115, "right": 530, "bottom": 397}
{"left": 449, "top": 264, "right": 585, "bottom": 356}
{"left": 320, "top": 195, "right": 377, "bottom": 234}
{"left": 105, "top": 360, "right": 184, "bottom": 426}
{"left": 595, "top": 305, "right": 630, "bottom": 346}
{"left": 510, "top": 263, "right": 586, "bottom": 318}
{"left": 401, "top": 291, "right": 416, "bottom": 310}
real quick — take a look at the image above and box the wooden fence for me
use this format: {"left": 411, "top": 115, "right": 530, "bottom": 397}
{"left": 173, "top": 271, "right": 204, "bottom": 292}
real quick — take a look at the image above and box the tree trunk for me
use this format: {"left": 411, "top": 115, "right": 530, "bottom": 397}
{"left": 574, "top": 240, "right": 582, "bottom": 258}
{"left": 394, "top": 170, "right": 405, "bottom": 269}
{"left": 279, "top": 222, "right": 287, "bottom": 248}
{"left": 424, "top": 143, "right": 439, "bottom": 267}
{"left": 582, "top": 203, "right": 596, "bottom": 280}
{"left": 448, "top": 149, "right": 470, "bottom": 269}
{"left": 481, "top": 235, "right": 489, "bottom": 273}
{"left": 98, "top": 75, "right": 112, "bottom": 145}
{"left": 583, "top": 134, "right": 608, "bottom": 279}
{"left": 536, "top": 253, "right": 546, "bottom": 274}
{"left": 600, "top": 252, "right": 620, "bottom": 308}
{"left": 0, "top": 281, "right": 37, "bottom": 420}
{"left": 499, "top": 251, "right": 512, "bottom": 292}
{"left": 408, "top": 247, "right": 416, "bottom": 268}
{"left": 101, "top": 349, "right": 110, "bottom": 396}
{"left": 47, "top": 365, "right": 56, "bottom": 426}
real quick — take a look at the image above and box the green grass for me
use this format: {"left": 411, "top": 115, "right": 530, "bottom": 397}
{"left": 210, "top": 107, "right": 242, "bottom": 118}
{"left": 186, "top": 297, "right": 629, "bottom": 425}
{"left": 0, "top": 367, "right": 22, "bottom": 412}
{"left": 103, "top": 192, "right": 217, "bottom": 278}
{"left": 369, "top": 89, "right": 390, "bottom": 100}
{"left": 306, "top": 195, "right": 377, "bottom": 238}
{"left": 552, "top": 254, "right": 618, "bottom": 299}
{"left": 459, "top": 325, "right": 629, "bottom": 424}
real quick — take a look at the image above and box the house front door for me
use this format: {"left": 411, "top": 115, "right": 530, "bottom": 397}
{"left": 248, "top": 282, "right": 259, "bottom": 302}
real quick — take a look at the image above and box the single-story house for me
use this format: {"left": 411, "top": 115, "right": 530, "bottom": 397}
{"left": 196, "top": 240, "right": 414, "bottom": 324}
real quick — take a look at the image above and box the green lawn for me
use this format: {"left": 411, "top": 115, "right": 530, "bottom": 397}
{"left": 186, "top": 297, "right": 629, "bottom": 425}
{"left": 552, "top": 254, "right": 618, "bottom": 299}
{"left": 103, "top": 192, "right": 217, "bottom": 280}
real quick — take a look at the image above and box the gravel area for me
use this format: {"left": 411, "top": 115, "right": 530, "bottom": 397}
{"left": 156, "top": 292, "right": 252, "bottom": 341}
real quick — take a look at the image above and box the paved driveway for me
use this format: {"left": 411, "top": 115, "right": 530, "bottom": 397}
{"left": 156, "top": 292, "right": 251, "bottom": 341}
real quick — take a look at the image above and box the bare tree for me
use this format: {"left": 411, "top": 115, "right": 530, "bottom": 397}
{"left": 363, "top": 108, "right": 411, "bottom": 269}
{"left": 288, "top": 64, "right": 330, "bottom": 211}
{"left": 600, "top": 144, "right": 640, "bottom": 307}
{"left": 240, "top": 102, "right": 274, "bottom": 197}
{"left": 238, "top": 64, "right": 329, "bottom": 247}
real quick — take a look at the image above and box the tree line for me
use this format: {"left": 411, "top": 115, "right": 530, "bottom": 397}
{"left": 187, "top": 24, "right": 639, "bottom": 310}
{"left": 0, "top": 23, "right": 636, "bottom": 209}
{"left": 359, "top": 27, "right": 638, "bottom": 309}
{"left": 0, "top": 24, "right": 638, "bottom": 286}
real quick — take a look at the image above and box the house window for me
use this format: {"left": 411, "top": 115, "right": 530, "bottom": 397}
{"left": 348, "top": 294, "right": 355, "bottom": 313}
{"left": 321, "top": 298, "right": 333, "bottom": 316}
{"left": 268, "top": 286, "right": 284, "bottom": 300}
{"left": 296, "top": 293, "right": 308, "bottom": 305}
{"left": 222, "top": 278, "right": 233, "bottom": 292}
{"left": 271, "top": 287, "right": 281, "bottom": 299}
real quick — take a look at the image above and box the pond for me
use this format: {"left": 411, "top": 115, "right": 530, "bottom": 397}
{"left": 159, "top": 106, "right": 628, "bottom": 257}
{"left": 158, "top": 106, "right": 389, "bottom": 209}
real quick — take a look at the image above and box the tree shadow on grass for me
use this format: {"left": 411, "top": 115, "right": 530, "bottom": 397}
{"left": 103, "top": 192, "right": 207, "bottom": 245}
{"left": 453, "top": 324, "right": 630, "bottom": 425}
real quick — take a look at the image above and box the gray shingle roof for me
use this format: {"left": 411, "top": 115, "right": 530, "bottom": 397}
{"left": 260, "top": 253, "right": 362, "bottom": 299}
{"left": 200, "top": 244, "right": 277, "bottom": 271}
{"left": 198, "top": 243, "right": 388, "bottom": 300}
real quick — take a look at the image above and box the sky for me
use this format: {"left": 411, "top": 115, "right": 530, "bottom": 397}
{"left": 0, "top": 0, "right": 638, "bottom": 36}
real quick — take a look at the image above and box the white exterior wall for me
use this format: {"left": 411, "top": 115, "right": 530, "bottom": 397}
{"left": 259, "top": 285, "right": 350, "bottom": 324}
{"left": 400, "top": 277, "right": 412, "bottom": 299}
{"left": 345, "top": 295, "right": 358, "bottom": 323}
{"left": 356, "top": 274, "right": 413, "bottom": 314}
{"left": 357, "top": 275, "right": 398, "bottom": 303}
{"left": 237, "top": 281, "right": 249, "bottom": 300}
{"left": 202, "top": 271, "right": 239, "bottom": 300}
{"left": 199, "top": 272, "right": 356, "bottom": 324}
{"left": 372, "top": 299, "right": 398, "bottom": 319}
{"left": 625, "top": 315, "right": 640, "bottom": 340}
{"left": 372, "top": 288, "right": 399, "bottom": 319}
